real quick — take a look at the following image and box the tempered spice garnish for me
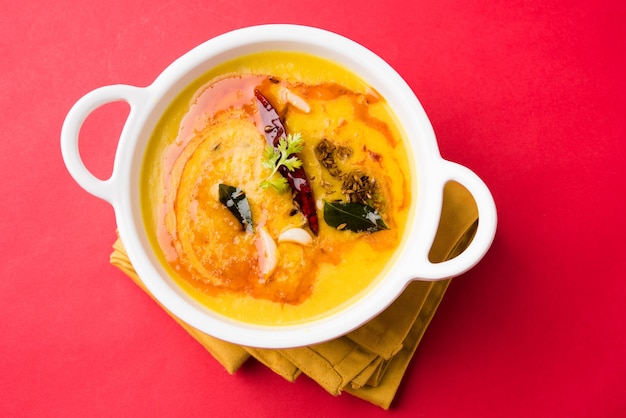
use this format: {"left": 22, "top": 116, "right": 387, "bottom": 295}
{"left": 341, "top": 170, "right": 380, "bottom": 208}
{"left": 315, "top": 138, "right": 381, "bottom": 209}
{"left": 315, "top": 138, "right": 342, "bottom": 178}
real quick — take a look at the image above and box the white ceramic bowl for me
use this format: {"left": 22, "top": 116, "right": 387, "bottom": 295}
{"left": 61, "top": 24, "right": 496, "bottom": 348}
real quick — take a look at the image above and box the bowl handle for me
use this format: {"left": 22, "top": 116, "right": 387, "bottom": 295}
{"left": 60, "top": 84, "right": 147, "bottom": 203}
{"left": 417, "top": 161, "right": 497, "bottom": 280}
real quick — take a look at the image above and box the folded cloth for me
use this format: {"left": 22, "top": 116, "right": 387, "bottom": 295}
{"left": 110, "top": 181, "right": 478, "bottom": 409}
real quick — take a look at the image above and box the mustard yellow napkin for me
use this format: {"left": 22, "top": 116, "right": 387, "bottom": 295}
{"left": 110, "top": 181, "right": 478, "bottom": 409}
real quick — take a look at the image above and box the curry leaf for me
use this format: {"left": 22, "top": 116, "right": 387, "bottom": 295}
{"left": 218, "top": 184, "right": 254, "bottom": 233}
{"left": 323, "top": 200, "right": 389, "bottom": 233}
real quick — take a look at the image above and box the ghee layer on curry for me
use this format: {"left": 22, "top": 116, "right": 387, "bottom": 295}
{"left": 141, "top": 52, "right": 413, "bottom": 325}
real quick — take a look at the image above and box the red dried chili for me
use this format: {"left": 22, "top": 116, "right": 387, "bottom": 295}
{"left": 254, "top": 89, "right": 319, "bottom": 235}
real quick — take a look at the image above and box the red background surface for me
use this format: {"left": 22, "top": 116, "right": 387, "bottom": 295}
{"left": 2, "top": 1, "right": 625, "bottom": 416}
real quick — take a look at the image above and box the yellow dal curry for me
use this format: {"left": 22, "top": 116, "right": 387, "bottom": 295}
{"left": 141, "top": 52, "right": 413, "bottom": 325}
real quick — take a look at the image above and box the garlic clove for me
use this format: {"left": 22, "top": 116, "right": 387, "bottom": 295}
{"left": 278, "top": 86, "right": 311, "bottom": 113}
{"left": 256, "top": 227, "right": 278, "bottom": 279}
{"left": 278, "top": 227, "right": 313, "bottom": 246}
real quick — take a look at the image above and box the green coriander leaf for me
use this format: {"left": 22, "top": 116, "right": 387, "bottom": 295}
{"left": 285, "top": 133, "right": 304, "bottom": 154}
{"left": 260, "top": 177, "right": 289, "bottom": 193}
{"left": 276, "top": 137, "right": 288, "bottom": 154}
{"left": 262, "top": 145, "right": 280, "bottom": 168}
{"left": 260, "top": 132, "right": 305, "bottom": 193}
{"left": 283, "top": 156, "right": 303, "bottom": 171}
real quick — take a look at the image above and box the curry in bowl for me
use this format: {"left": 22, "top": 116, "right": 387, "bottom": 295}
{"left": 141, "top": 51, "right": 413, "bottom": 325}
